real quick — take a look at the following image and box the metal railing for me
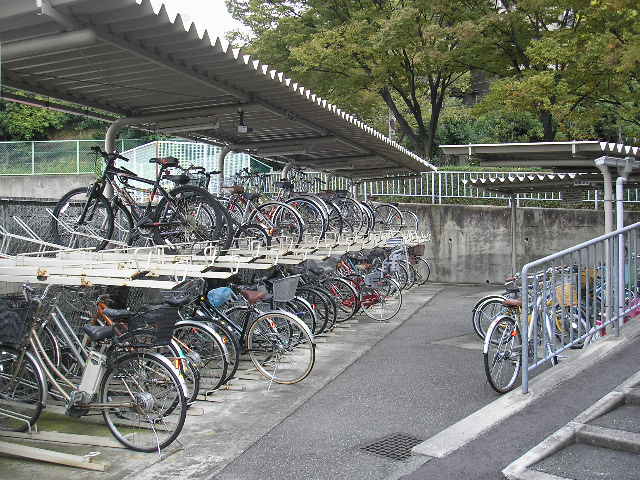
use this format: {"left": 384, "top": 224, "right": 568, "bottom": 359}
{"left": 0, "top": 139, "right": 146, "bottom": 175}
{"left": 519, "top": 221, "right": 640, "bottom": 393}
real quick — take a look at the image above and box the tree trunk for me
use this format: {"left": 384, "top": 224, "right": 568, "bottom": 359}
{"left": 540, "top": 110, "right": 556, "bottom": 141}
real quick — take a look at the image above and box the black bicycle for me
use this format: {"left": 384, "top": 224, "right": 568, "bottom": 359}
{"left": 52, "top": 147, "right": 229, "bottom": 251}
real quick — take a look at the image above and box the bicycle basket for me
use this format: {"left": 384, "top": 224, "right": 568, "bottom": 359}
{"left": 130, "top": 305, "right": 179, "bottom": 346}
{"left": 555, "top": 282, "right": 579, "bottom": 307}
{"left": 160, "top": 278, "right": 205, "bottom": 305}
{"left": 364, "top": 271, "right": 383, "bottom": 287}
{"left": 0, "top": 294, "right": 34, "bottom": 346}
{"left": 187, "top": 172, "right": 209, "bottom": 189}
{"left": 271, "top": 275, "right": 300, "bottom": 302}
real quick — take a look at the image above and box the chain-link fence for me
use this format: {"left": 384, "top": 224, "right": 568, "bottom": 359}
{"left": 0, "top": 139, "right": 146, "bottom": 175}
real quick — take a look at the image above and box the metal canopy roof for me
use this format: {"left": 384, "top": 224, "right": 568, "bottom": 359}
{"left": 441, "top": 141, "right": 640, "bottom": 171}
{"left": 462, "top": 172, "right": 609, "bottom": 194}
{"left": 0, "top": 0, "right": 435, "bottom": 178}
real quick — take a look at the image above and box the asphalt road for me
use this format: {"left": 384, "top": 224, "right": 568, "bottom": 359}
{"left": 213, "top": 285, "right": 502, "bottom": 480}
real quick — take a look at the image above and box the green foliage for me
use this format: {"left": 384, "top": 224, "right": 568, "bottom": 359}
{"left": 0, "top": 102, "right": 68, "bottom": 140}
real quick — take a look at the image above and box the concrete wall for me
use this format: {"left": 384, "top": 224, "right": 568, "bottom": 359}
{"left": 403, "top": 203, "right": 640, "bottom": 284}
{"left": 0, "top": 174, "right": 93, "bottom": 200}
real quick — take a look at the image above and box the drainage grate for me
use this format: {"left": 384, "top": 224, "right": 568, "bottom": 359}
{"left": 361, "top": 433, "right": 423, "bottom": 461}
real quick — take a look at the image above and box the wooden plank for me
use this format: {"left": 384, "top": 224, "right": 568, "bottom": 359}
{"left": 0, "top": 430, "right": 124, "bottom": 449}
{"left": 0, "top": 440, "right": 107, "bottom": 471}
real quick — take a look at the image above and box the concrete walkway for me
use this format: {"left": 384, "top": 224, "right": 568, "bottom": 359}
{"left": 213, "top": 285, "right": 502, "bottom": 480}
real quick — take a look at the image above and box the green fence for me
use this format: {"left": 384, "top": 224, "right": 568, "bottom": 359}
{"left": 0, "top": 139, "right": 146, "bottom": 175}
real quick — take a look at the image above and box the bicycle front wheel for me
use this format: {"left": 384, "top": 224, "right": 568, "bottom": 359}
{"left": 153, "top": 186, "right": 223, "bottom": 251}
{"left": 246, "top": 311, "right": 315, "bottom": 384}
{"left": 0, "top": 347, "right": 46, "bottom": 432}
{"left": 100, "top": 351, "right": 187, "bottom": 452}
{"left": 483, "top": 316, "right": 522, "bottom": 394}
{"left": 52, "top": 187, "right": 114, "bottom": 250}
{"left": 360, "top": 277, "right": 403, "bottom": 321}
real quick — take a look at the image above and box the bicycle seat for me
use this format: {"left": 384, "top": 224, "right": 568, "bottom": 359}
{"left": 161, "top": 296, "right": 193, "bottom": 307}
{"left": 241, "top": 289, "right": 267, "bottom": 305}
{"left": 149, "top": 157, "right": 179, "bottom": 167}
{"left": 502, "top": 298, "right": 522, "bottom": 308}
{"left": 103, "top": 308, "right": 133, "bottom": 321}
{"left": 222, "top": 185, "right": 244, "bottom": 194}
{"left": 83, "top": 325, "right": 115, "bottom": 342}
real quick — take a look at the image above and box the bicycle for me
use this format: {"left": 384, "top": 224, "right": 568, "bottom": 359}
{"left": 0, "top": 284, "right": 188, "bottom": 452}
{"left": 52, "top": 147, "right": 228, "bottom": 252}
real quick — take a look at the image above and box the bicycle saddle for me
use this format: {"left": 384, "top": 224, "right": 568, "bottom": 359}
{"left": 241, "top": 289, "right": 267, "bottom": 305}
{"left": 222, "top": 185, "right": 244, "bottom": 194}
{"left": 502, "top": 298, "right": 522, "bottom": 308}
{"left": 149, "top": 156, "right": 179, "bottom": 167}
{"left": 103, "top": 308, "right": 133, "bottom": 321}
{"left": 83, "top": 325, "right": 115, "bottom": 342}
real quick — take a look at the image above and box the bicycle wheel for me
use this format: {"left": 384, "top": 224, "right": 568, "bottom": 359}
{"left": 153, "top": 185, "right": 223, "bottom": 251}
{"left": 52, "top": 187, "right": 114, "bottom": 250}
{"left": 173, "top": 321, "right": 229, "bottom": 393}
{"left": 296, "top": 287, "right": 331, "bottom": 334}
{"left": 473, "top": 296, "right": 508, "bottom": 340}
{"left": 390, "top": 261, "right": 410, "bottom": 290}
{"left": 247, "top": 201, "right": 304, "bottom": 246}
{"left": 326, "top": 201, "right": 344, "bottom": 236}
{"left": 400, "top": 210, "right": 419, "bottom": 231}
{"left": 0, "top": 347, "right": 46, "bottom": 432}
{"left": 413, "top": 257, "right": 431, "bottom": 286}
{"left": 100, "top": 351, "right": 187, "bottom": 452}
{"left": 277, "top": 297, "right": 316, "bottom": 335}
{"left": 360, "top": 277, "right": 403, "bottom": 321}
{"left": 483, "top": 316, "right": 522, "bottom": 394}
{"left": 246, "top": 311, "right": 315, "bottom": 384}
{"left": 233, "top": 223, "right": 272, "bottom": 249}
{"left": 321, "top": 277, "right": 360, "bottom": 322}
{"left": 374, "top": 203, "right": 404, "bottom": 235}
{"left": 335, "top": 198, "right": 367, "bottom": 236}
{"left": 286, "top": 197, "right": 327, "bottom": 239}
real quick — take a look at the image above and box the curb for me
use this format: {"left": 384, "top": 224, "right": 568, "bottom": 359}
{"left": 412, "top": 318, "right": 640, "bottom": 459}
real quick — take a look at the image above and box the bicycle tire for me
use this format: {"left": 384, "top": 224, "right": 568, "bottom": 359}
{"left": 52, "top": 186, "right": 114, "bottom": 251}
{"left": 321, "top": 277, "right": 360, "bottom": 322}
{"left": 483, "top": 315, "right": 522, "bottom": 394}
{"left": 360, "top": 276, "right": 403, "bottom": 321}
{"left": 285, "top": 197, "right": 327, "bottom": 240}
{"left": 473, "top": 296, "right": 508, "bottom": 340}
{"left": 100, "top": 351, "right": 187, "bottom": 452}
{"left": 413, "top": 257, "right": 431, "bottom": 286}
{"left": 0, "top": 346, "right": 47, "bottom": 432}
{"left": 173, "top": 320, "right": 229, "bottom": 393}
{"left": 247, "top": 201, "right": 305, "bottom": 246}
{"left": 152, "top": 185, "right": 224, "bottom": 251}
{"left": 374, "top": 203, "right": 404, "bottom": 235}
{"left": 246, "top": 311, "right": 315, "bottom": 384}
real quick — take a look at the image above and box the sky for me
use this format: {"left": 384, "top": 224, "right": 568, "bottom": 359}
{"left": 150, "top": 0, "right": 248, "bottom": 40}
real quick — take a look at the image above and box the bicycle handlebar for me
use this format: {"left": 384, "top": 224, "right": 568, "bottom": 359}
{"left": 90, "top": 146, "right": 130, "bottom": 162}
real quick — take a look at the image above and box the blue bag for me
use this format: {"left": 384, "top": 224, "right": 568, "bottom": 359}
{"left": 207, "top": 287, "right": 233, "bottom": 307}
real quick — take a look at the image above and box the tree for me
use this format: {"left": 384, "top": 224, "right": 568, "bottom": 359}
{"left": 226, "top": 0, "right": 484, "bottom": 159}
{"left": 0, "top": 101, "right": 68, "bottom": 140}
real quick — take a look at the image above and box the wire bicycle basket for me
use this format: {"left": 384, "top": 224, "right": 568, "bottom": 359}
{"left": 271, "top": 275, "right": 301, "bottom": 302}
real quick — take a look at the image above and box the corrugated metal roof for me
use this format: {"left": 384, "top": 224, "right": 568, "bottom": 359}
{"left": 462, "top": 172, "right": 608, "bottom": 194}
{"left": 0, "top": 0, "right": 435, "bottom": 178}
{"left": 440, "top": 141, "right": 640, "bottom": 171}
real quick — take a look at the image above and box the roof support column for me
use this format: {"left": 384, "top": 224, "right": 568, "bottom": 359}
{"left": 281, "top": 162, "right": 294, "bottom": 180}
{"left": 595, "top": 158, "right": 614, "bottom": 337}
{"left": 616, "top": 158, "right": 634, "bottom": 335}
{"left": 217, "top": 146, "right": 232, "bottom": 193}
{"left": 510, "top": 194, "right": 517, "bottom": 276}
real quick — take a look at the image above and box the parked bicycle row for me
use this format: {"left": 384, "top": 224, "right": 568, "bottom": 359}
{"left": 474, "top": 265, "right": 637, "bottom": 394}
{"left": 0, "top": 241, "right": 431, "bottom": 455}
{"left": 49, "top": 147, "right": 419, "bottom": 253}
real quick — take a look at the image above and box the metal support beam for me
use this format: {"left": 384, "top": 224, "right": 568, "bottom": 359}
{"left": 218, "top": 145, "right": 232, "bottom": 192}
{"left": 1, "top": 92, "right": 115, "bottom": 123}
{"left": 510, "top": 194, "right": 517, "bottom": 275}
{"left": 1, "top": 29, "right": 98, "bottom": 61}
{"left": 231, "top": 136, "right": 336, "bottom": 151}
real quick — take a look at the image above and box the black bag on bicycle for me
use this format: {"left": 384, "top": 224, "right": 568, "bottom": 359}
{"left": 129, "top": 304, "right": 179, "bottom": 346}
{"left": 0, "top": 295, "right": 31, "bottom": 346}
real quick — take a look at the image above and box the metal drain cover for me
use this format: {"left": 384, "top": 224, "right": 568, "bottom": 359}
{"left": 361, "top": 433, "right": 423, "bottom": 461}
